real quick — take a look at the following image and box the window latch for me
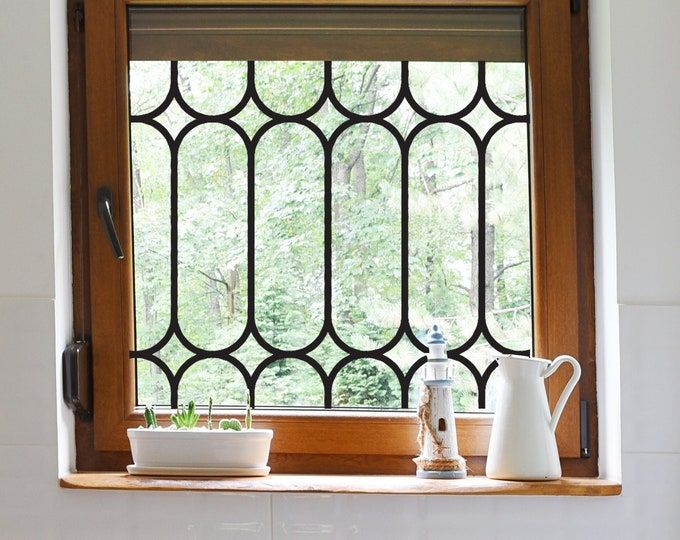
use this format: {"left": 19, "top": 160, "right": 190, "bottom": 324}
{"left": 97, "top": 186, "right": 124, "bottom": 259}
{"left": 580, "top": 399, "right": 590, "bottom": 457}
{"left": 63, "top": 341, "right": 92, "bottom": 420}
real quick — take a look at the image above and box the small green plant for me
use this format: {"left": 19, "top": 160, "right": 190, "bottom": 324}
{"left": 245, "top": 392, "right": 252, "bottom": 430}
{"left": 207, "top": 397, "right": 213, "bottom": 430}
{"left": 171, "top": 401, "right": 200, "bottom": 429}
{"left": 143, "top": 405, "right": 158, "bottom": 428}
{"left": 219, "top": 418, "right": 242, "bottom": 431}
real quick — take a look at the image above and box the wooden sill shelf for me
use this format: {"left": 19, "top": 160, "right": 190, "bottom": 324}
{"left": 60, "top": 473, "right": 621, "bottom": 496}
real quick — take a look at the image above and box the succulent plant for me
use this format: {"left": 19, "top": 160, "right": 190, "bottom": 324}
{"left": 171, "top": 401, "right": 200, "bottom": 429}
{"left": 219, "top": 418, "right": 242, "bottom": 431}
{"left": 143, "top": 405, "right": 158, "bottom": 428}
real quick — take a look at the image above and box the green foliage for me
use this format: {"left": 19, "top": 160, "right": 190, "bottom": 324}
{"left": 334, "top": 360, "right": 400, "bottom": 407}
{"left": 219, "top": 418, "right": 242, "bottom": 431}
{"left": 132, "top": 60, "right": 532, "bottom": 412}
{"left": 170, "top": 401, "right": 200, "bottom": 429}
{"left": 143, "top": 405, "right": 158, "bottom": 428}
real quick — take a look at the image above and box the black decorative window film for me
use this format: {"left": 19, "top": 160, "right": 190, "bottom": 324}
{"left": 129, "top": 58, "right": 532, "bottom": 412}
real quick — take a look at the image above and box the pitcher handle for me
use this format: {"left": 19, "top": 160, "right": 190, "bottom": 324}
{"left": 542, "top": 355, "right": 582, "bottom": 433}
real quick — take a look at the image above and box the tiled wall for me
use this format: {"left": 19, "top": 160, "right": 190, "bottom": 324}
{"left": 1, "top": 0, "right": 679, "bottom": 538}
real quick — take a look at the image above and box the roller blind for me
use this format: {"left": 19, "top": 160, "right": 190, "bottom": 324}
{"left": 128, "top": 7, "right": 525, "bottom": 62}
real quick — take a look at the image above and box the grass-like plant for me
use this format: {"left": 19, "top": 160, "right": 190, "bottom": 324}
{"left": 171, "top": 401, "right": 200, "bottom": 429}
{"left": 245, "top": 392, "right": 252, "bottom": 430}
{"left": 207, "top": 397, "right": 213, "bottom": 430}
{"left": 143, "top": 405, "right": 158, "bottom": 428}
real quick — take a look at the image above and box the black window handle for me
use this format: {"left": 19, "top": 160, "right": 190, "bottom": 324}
{"left": 96, "top": 187, "right": 124, "bottom": 260}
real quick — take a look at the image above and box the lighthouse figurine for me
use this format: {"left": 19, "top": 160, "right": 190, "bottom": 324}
{"left": 413, "top": 324, "right": 467, "bottom": 479}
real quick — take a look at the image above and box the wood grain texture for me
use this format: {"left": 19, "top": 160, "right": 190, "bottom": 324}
{"left": 60, "top": 473, "right": 621, "bottom": 496}
{"left": 67, "top": 0, "right": 91, "bottom": 345}
{"left": 71, "top": 0, "right": 597, "bottom": 474}
{"left": 87, "top": 410, "right": 493, "bottom": 456}
{"left": 82, "top": 0, "right": 135, "bottom": 451}
{"left": 528, "top": 0, "right": 586, "bottom": 458}
{"left": 570, "top": 0, "right": 597, "bottom": 466}
{"left": 125, "top": 0, "right": 532, "bottom": 6}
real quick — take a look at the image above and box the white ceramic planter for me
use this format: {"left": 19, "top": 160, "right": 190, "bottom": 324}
{"left": 127, "top": 428, "right": 273, "bottom": 476}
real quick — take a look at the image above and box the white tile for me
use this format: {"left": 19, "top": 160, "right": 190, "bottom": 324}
{"left": 611, "top": 3, "right": 680, "bottom": 305}
{"left": 0, "top": 298, "right": 57, "bottom": 445}
{"left": 56, "top": 491, "right": 272, "bottom": 540}
{"left": 57, "top": 492, "right": 269, "bottom": 540}
{"left": 272, "top": 491, "right": 627, "bottom": 540}
{"left": 55, "top": 490, "right": 137, "bottom": 540}
{"left": 1, "top": 445, "right": 272, "bottom": 540}
{"left": 273, "top": 493, "right": 443, "bottom": 539}
{"left": 0, "top": 445, "right": 59, "bottom": 538}
{"left": 619, "top": 305, "right": 680, "bottom": 453}
{"left": 0, "top": 1, "right": 56, "bottom": 298}
{"left": 272, "top": 493, "right": 349, "bottom": 539}
{"left": 617, "top": 451, "right": 680, "bottom": 539}
{"left": 125, "top": 491, "right": 271, "bottom": 539}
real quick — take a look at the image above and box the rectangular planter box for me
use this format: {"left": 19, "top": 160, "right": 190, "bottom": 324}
{"left": 127, "top": 428, "right": 273, "bottom": 470}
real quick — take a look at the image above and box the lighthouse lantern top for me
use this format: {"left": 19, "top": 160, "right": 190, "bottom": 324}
{"left": 425, "top": 324, "right": 446, "bottom": 345}
{"left": 425, "top": 324, "right": 448, "bottom": 360}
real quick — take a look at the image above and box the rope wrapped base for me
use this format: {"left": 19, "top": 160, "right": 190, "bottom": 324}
{"left": 413, "top": 456, "right": 468, "bottom": 479}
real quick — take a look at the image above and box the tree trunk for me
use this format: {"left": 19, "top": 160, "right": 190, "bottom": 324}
{"left": 131, "top": 141, "right": 145, "bottom": 211}
{"left": 352, "top": 150, "right": 367, "bottom": 197}
{"left": 469, "top": 221, "right": 495, "bottom": 315}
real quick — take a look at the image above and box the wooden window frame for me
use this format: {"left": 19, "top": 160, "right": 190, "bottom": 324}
{"left": 69, "top": 0, "right": 597, "bottom": 476}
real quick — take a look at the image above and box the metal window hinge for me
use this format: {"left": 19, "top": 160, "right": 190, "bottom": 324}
{"left": 74, "top": 3, "right": 84, "bottom": 33}
{"left": 580, "top": 400, "right": 590, "bottom": 458}
{"left": 62, "top": 340, "right": 92, "bottom": 420}
{"left": 571, "top": 0, "right": 581, "bottom": 14}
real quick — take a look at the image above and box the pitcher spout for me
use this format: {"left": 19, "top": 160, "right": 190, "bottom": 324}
{"left": 494, "top": 354, "right": 550, "bottom": 381}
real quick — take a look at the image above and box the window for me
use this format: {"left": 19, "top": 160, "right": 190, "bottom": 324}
{"left": 70, "top": 0, "right": 596, "bottom": 476}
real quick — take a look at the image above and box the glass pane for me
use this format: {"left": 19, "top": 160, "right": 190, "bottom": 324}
{"left": 408, "top": 123, "right": 479, "bottom": 349}
{"left": 131, "top": 123, "right": 171, "bottom": 350}
{"left": 485, "top": 123, "right": 531, "bottom": 351}
{"left": 332, "top": 61, "right": 401, "bottom": 115}
{"left": 463, "top": 98, "right": 501, "bottom": 139}
{"left": 177, "top": 359, "right": 248, "bottom": 406}
{"left": 332, "top": 123, "right": 402, "bottom": 350}
{"left": 332, "top": 359, "right": 401, "bottom": 408}
{"left": 130, "top": 61, "right": 169, "bottom": 115}
{"left": 255, "top": 123, "right": 325, "bottom": 350}
{"left": 156, "top": 99, "right": 193, "bottom": 139}
{"left": 178, "top": 61, "right": 248, "bottom": 115}
{"left": 485, "top": 62, "right": 527, "bottom": 115}
{"left": 129, "top": 56, "right": 530, "bottom": 412}
{"left": 136, "top": 358, "right": 171, "bottom": 406}
{"left": 409, "top": 62, "right": 478, "bottom": 115}
{"left": 255, "top": 360, "right": 324, "bottom": 406}
{"left": 177, "top": 124, "right": 248, "bottom": 350}
{"left": 255, "top": 61, "right": 324, "bottom": 116}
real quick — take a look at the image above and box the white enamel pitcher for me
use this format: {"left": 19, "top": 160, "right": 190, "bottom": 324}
{"left": 486, "top": 354, "right": 581, "bottom": 481}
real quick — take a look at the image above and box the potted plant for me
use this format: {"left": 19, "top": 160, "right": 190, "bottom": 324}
{"left": 127, "top": 396, "right": 273, "bottom": 476}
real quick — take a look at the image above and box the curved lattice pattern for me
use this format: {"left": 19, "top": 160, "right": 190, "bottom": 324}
{"left": 129, "top": 60, "right": 532, "bottom": 410}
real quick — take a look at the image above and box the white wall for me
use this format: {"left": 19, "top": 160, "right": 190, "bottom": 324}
{"left": 1, "top": 0, "right": 679, "bottom": 537}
